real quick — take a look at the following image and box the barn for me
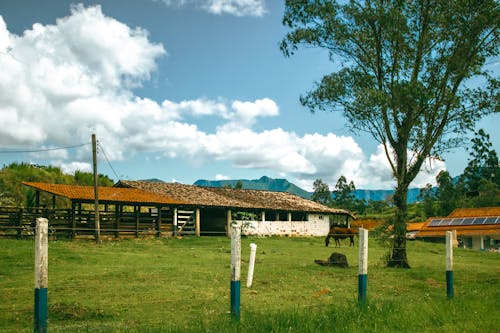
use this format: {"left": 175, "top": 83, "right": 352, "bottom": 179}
{"left": 116, "top": 180, "right": 354, "bottom": 237}
{"left": 10, "top": 180, "right": 353, "bottom": 239}
{"left": 416, "top": 207, "right": 500, "bottom": 251}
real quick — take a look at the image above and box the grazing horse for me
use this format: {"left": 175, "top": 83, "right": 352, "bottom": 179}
{"left": 325, "top": 227, "right": 357, "bottom": 247}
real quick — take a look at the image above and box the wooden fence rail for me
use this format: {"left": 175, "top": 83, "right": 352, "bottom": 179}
{"left": 0, "top": 206, "right": 173, "bottom": 239}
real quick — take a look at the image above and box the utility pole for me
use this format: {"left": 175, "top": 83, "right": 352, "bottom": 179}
{"left": 92, "top": 134, "right": 100, "bottom": 241}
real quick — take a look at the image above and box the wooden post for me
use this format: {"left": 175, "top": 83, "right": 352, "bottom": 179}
{"left": 115, "top": 205, "right": 120, "bottom": 238}
{"left": 157, "top": 206, "right": 162, "bottom": 237}
{"left": 446, "top": 231, "right": 454, "bottom": 299}
{"left": 226, "top": 209, "right": 232, "bottom": 237}
{"left": 92, "top": 133, "right": 100, "bottom": 241}
{"left": 34, "top": 218, "right": 48, "bottom": 333}
{"left": 261, "top": 211, "right": 265, "bottom": 222}
{"left": 287, "top": 212, "right": 292, "bottom": 222}
{"left": 71, "top": 202, "right": 76, "bottom": 239}
{"left": 135, "top": 206, "right": 140, "bottom": 238}
{"left": 173, "top": 208, "right": 178, "bottom": 237}
{"left": 246, "top": 243, "right": 257, "bottom": 288}
{"left": 195, "top": 208, "right": 200, "bottom": 237}
{"left": 230, "top": 221, "right": 242, "bottom": 321}
{"left": 358, "top": 228, "right": 368, "bottom": 306}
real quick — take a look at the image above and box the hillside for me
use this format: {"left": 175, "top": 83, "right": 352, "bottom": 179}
{"left": 194, "top": 176, "right": 312, "bottom": 198}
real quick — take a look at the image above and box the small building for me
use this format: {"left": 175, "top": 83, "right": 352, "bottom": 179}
{"left": 416, "top": 207, "right": 500, "bottom": 250}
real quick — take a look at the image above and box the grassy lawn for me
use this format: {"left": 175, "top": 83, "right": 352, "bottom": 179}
{"left": 0, "top": 236, "right": 498, "bottom": 332}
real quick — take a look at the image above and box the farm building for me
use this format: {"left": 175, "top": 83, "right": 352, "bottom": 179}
{"left": 116, "top": 180, "right": 354, "bottom": 237}
{"left": 416, "top": 207, "right": 500, "bottom": 250}
{"left": 0, "top": 181, "right": 353, "bottom": 239}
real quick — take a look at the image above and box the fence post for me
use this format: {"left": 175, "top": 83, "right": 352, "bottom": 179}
{"left": 358, "top": 227, "right": 368, "bottom": 306}
{"left": 446, "top": 231, "right": 454, "bottom": 299}
{"left": 246, "top": 243, "right": 257, "bottom": 288}
{"left": 230, "top": 221, "right": 241, "bottom": 321}
{"left": 34, "top": 218, "right": 48, "bottom": 333}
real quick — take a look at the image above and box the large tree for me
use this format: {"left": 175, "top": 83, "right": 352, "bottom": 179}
{"left": 281, "top": 0, "right": 499, "bottom": 267}
{"left": 312, "top": 178, "right": 333, "bottom": 205}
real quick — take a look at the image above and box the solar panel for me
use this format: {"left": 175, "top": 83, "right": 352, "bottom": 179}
{"left": 471, "top": 217, "right": 486, "bottom": 225}
{"left": 462, "top": 218, "right": 475, "bottom": 225}
{"left": 450, "top": 218, "right": 464, "bottom": 226}
{"left": 484, "top": 217, "right": 498, "bottom": 225}
{"left": 428, "top": 219, "right": 442, "bottom": 227}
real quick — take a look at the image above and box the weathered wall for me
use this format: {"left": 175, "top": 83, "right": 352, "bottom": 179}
{"left": 241, "top": 215, "right": 330, "bottom": 237}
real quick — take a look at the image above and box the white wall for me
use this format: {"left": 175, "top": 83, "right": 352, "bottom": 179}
{"left": 240, "top": 214, "right": 330, "bottom": 237}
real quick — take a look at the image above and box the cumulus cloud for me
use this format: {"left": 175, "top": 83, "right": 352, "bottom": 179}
{"left": 157, "top": 0, "right": 266, "bottom": 17}
{"left": 0, "top": 5, "right": 445, "bottom": 190}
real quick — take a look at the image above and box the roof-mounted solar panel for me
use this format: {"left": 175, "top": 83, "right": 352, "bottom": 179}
{"left": 471, "top": 217, "right": 486, "bottom": 225}
{"left": 484, "top": 217, "right": 499, "bottom": 225}
{"left": 450, "top": 218, "right": 463, "bottom": 226}
{"left": 428, "top": 219, "right": 442, "bottom": 227}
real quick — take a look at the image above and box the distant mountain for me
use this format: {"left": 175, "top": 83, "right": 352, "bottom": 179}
{"left": 140, "top": 178, "right": 165, "bottom": 183}
{"left": 354, "top": 188, "right": 421, "bottom": 203}
{"left": 194, "top": 176, "right": 422, "bottom": 203}
{"left": 194, "top": 176, "right": 312, "bottom": 198}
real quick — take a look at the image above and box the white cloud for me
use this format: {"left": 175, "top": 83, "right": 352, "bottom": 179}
{"left": 0, "top": 5, "right": 446, "bottom": 190}
{"left": 203, "top": 0, "right": 267, "bottom": 17}
{"left": 157, "top": 0, "right": 266, "bottom": 17}
{"left": 58, "top": 161, "right": 92, "bottom": 174}
{"left": 215, "top": 174, "right": 230, "bottom": 180}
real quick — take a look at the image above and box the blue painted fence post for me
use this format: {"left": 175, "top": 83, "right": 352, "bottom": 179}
{"left": 230, "top": 221, "right": 241, "bottom": 321}
{"left": 446, "top": 231, "right": 454, "bottom": 299}
{"left": 34, "top": 218, "right": 48, "bottom": 333}
{"left": 358, "top": 228, "right": 368, "bottom": 306}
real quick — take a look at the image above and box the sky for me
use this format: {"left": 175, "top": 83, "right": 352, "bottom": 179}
{"left": 0, "top": 0, "right": 498, "bottom": 191}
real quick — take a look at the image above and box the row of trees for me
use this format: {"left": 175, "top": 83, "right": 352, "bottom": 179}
{"left": 420, "top": 130, "right": 499, "bottom": 216}
{"left": 312, "top": 129, "right": 499, "bottom": 218}
{"left": 0, "top": 162, "right": 114, "bottom": 208}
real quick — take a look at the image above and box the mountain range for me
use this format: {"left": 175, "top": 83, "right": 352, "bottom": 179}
{"left": 193, "top": 176, "right": 422, "bottom": 203}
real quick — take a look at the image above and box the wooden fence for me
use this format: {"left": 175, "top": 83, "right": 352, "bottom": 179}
{"left": 0, "top": 206, "right": 176, "bottom": 239}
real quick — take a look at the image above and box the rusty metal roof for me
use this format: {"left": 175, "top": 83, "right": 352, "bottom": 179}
{"left": 22, "top": 182, "right": 187, "bottom": 205}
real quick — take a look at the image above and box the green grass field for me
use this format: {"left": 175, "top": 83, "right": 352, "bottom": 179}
{"left": 1, "top": 236, "right": 498, "bottom": 332}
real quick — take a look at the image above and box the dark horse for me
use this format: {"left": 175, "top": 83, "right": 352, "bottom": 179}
{"left": 325, "top": 227, "right": 357, "bottom": 247}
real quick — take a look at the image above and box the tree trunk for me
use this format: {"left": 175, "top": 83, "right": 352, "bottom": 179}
{"left": 388, "top": 183, "right": 410, "bottom": 268}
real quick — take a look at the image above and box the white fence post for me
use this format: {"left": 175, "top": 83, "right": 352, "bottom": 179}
{"left": 246, "top": 243, "right": 257, "bottom": 288}
{"left": 446, "top": 231, "right": 454, "bottom": 299}
{"left": 358, "top": 227, "right": 368, "bottom": 306}
{"left": 230, "top": 221, "right": 241, "bottom": 320}
{"left": 34, "top": 218, "right": 48, "bottom": 333}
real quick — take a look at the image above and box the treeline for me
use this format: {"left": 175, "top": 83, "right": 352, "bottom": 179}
{"left": 313, "top": 130, "right": 500, "bottom": 220}
{"left": 0, "top": 162, "right": 114, "bottom": 207}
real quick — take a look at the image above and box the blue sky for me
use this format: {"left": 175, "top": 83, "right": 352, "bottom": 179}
{"left": 0, "top": 0, "right": 498, "bottom": 191}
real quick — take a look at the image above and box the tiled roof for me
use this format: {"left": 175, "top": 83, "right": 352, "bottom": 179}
{"left": 117, "top": 180, "right": 354, "bottom": 216}
{"left": 22, "top": 182, "right": 186, "bottom": 205}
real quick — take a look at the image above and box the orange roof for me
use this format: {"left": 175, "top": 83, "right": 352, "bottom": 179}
{"left": 22, "top": 182, "right": 187, "bottom": 205}
{"left": 407, "top": 222, "right": 426, "bottom": 231}
{"left": 448, "top": 207, "right": 500, "bottom": 218}
{"left": 417, "top": 207, "right": 500, "bottom": 237}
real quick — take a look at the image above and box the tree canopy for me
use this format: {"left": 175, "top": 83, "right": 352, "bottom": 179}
{"left": 282, "top": 0, "right": 499, "bottom": 267}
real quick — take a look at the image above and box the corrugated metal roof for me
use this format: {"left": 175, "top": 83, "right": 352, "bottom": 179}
{"left": 22, "top": 182, "right": 187, "bottom": 205}
{"left": 117, "top": 180, "right": 354, "bottom": 216}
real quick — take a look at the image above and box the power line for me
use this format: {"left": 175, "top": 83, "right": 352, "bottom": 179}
{"left": 0, "top": 143, "right": 90, "bottom": 154}
{"left": 97, "top": 141, "right": 121, "bottom": 181}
